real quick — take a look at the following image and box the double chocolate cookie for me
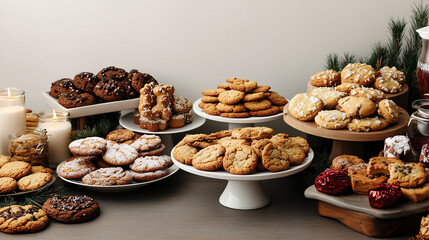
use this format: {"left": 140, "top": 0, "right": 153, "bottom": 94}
{"left": 58, "top": 92, "right": 96, "bottom": 108}
{"left": 128, "top": 69, "right": 158, "bottom": 92}
{"left": 93, "top": 79, "right": 125, "bottom": 101}
{"left": 96, "top": 66, "right": 127, "bottom": 82}
{"left": 49, "top": 78, "right": 81, "bottom": 98}
{"left": 73, "top": 72, "right": 99, "bottom": 93}
{"left": 42, "top": 195, "right": 100, "bottom": 223}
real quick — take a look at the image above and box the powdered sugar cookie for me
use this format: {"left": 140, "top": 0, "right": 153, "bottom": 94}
{"left": 288, "top": 93, "right": 323, "bottom": 121}
{"left": 58, "top": 156, "right": 97, "bottom": 179}
{"left": 140, "top": 144, "right": 166, "bottom": 157}
{"left": 69, "top": 137, "right": 107, "bottom": 156}
{"left": 103, "top": 143, "right": 139, "bottom": 166}
{"left": 379, "top": 66, "right": 406, "bottom": 84}
{"left": 129, "top": 155, "right": 172, "bottom": 173}
{"left": 130, "top": 135, "right": 162, "bottom": 152}
{"left": 130, "top": 169, "right": 169, "bottom": 181}
{"left": 82, "top": 167, "right": 132, "bottom": 185}
{"left": 310, "top": 70, "right": 341, "bottom": 87}
{"left": 349, "top": 87, "right": 385, "bottom": 102}
{"left": 314, "top": 110, "right": 351, "bottom": 130}
{"left": 311, "top": 87, "right": 347, "bottom": 109}
{"left": 378, "top": 99, "right": 399, "bottom": 123}
{"left": 341, "top": 63, "right": 376, "bottom": 86}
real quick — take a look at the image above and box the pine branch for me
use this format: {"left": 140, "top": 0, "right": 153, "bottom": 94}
{"left": 69, "top": 112, "right": 121, "bottom": 141}
{"left": 339, "top": 52, "right": 357, "bottom": 70}
{"left": 300, "top": 147, "right": 331, "bottom": 188}
{"left": 387, "top": 18, "right": 407, "bottom": 68}
{"left": 325, "top": 53, "right": 340, "bottom": 71}
{"left": 366, "top": 42, "right": 389, "bottom": 71}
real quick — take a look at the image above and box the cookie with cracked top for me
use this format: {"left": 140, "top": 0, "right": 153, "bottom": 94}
{"left": 93, "top": 78, "right": 125, "bottom": 101}
{"left": 0, "top": 177, "right": 17, "bottom": 194}
{"left": 378, "top": 66, "right": 406, "bottom": 84}
{"left": 106, "top": 129, "right": 135, "bottom": 143}
{"left": 311, "top": 87, "right": 346, "bottom": 109}
{"left": 17, "top": 172, "right": 52, "bottom": 191}
{"left": 331, "top": 155, "right": 365, "bottom": 172}
{"left": 218, "top": 90, "right": 245, "bottom": 105}
{"left": 172, "top": 145, "right": 198, "bottom": 165}
{"left": 42, "top": 195, "right": 100, "bottom": 223}
{"left": 349, "top": 87, "right": 385, "bottom": 102}
{"left": 73, "top": 72, "right": 99, "bottom": 93}
{"left": 262, "top": 143, "right": 290, "bottom": 172}
{"left": 347, "top": 116, "right": 388, "bottom": 132}
{"left": 0, "top": 205, "right": 49, "bottom": 233}
{"left": 128, "top": 69, "right": 158, "bottom": 92}
{"left": 0, "top": 161, "right": 31, "bottom": 179}
{"left": 192, "top": 144, "right": 225, "bottom": 171}
{"left": 378, "top": 99, "right": 399, "bottom": 124}
{"left": 58, "top": 156, "right": 97, "bottom": 179}
{"left": 96, "top": 66, "right": 127, "bottom": 82}
{"left": 82, "top": 167, "right": 132, "bottom": 185}
{"left": 336, "top": 96, "right": 376, "bottom": 118}
{"left": 223, "top": 145, "right": 257, "bottom": 175}
{"left": 49, "top": 78, "right": 81, "bottom": 98}
{"left": 341, "top": 63, "right": 376, "bottom": 86}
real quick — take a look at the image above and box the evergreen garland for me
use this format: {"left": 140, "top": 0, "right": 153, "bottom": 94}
{"left": 0, "top": 185, "right": 71, "bottom": 208}
{"left": 69, "top": 112, "right": 121, "bottom": 141}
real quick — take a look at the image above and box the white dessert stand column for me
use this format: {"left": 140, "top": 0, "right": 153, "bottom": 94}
{"left": 119, "top": 112, "right": 206, "bottom": 154}
{"left": 172, "top": 147, "right": 313, "bottom": 210}
{"left": 190, "top": 99, "right": 306, "bottom": 210}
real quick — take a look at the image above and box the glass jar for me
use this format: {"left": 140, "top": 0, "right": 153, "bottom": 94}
{"left": 8, "top": 128, "right": 49, "bottom": 166}
{"left": 417, "top": 27, "right": 429, "bottom": 98}
{"left": 0, "top": 88, "right": 26, "bottom": 155}
{"left": 38, "top": 109, "right": 71, "bottom": 168}
{"left": 407, "top": 99, "right": 429, "bottom": 160}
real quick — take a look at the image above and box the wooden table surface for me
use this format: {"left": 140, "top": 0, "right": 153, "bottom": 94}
{"left": 1, "top": 170, "right": 413, "bottom": 240}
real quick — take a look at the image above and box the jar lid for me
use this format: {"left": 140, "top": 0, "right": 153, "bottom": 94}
{"left": 417, "top": 26, "right": 429, "bottom": 40}
{"left": 8, "top": 127, "right": 48, "bottom": 143}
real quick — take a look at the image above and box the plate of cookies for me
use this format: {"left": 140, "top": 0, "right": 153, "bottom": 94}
{"left": 0, "top": 158, "right": 56, "bottom": 196}
{"left": 56, "top": 131, "right": 179, "bottom": 192}
{"left": 43, "top": 66, "right": 159, "bottom": 118}
{"left": 171, "top": 127, "right": 313, "bottom": 180}
{"left": 194, "top": 78, "right": 287, "bottom": 122}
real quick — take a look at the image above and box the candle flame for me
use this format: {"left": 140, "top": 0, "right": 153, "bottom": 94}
{"left": 7, "top": 88, "right": 11, "bottom": 97}
{"left": 53, "top": 109, "right": 57, "bottom": 119}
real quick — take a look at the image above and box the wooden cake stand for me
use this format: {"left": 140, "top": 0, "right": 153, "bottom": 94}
{"left": 283, "top": 104, "right": 410, "bottom": 159}
{"left": 306, "top": 82, "right": 409, "bottom": 110}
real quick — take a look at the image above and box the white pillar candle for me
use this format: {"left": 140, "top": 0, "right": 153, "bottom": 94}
{"left": 0, "top": 88, "right": 26, "bottom": 155}
{"left": 38, "top": 109, "right": 71, "bottom": 167}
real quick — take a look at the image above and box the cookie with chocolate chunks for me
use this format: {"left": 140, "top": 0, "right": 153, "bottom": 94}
{"left": 42, "top": 195, "right": 100, "bottom": 223}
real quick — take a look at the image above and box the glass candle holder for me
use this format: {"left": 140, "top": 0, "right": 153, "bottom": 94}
{"left": 407, "top": 99, "right": 429, "bottom": 160}
{"left": 38, "top": 109, "right": 71, "bottom": 168}
{"left": 9, "top": 127, "right": 49, "bottom": 166}
{"left": 0, "top": 88, "right": 26, "bottom": 155}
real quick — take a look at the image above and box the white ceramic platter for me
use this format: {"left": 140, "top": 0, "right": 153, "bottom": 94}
{"left": 193, "top": 98, "right": 283, "bottom": 124}
{"left": 0, "top": 174, "right": 57, "bottom": 197}
{"left": 119, "top": 112, "right": 206, "bottom": 135}
{"left": 56, "top": 164, "right": 179, "bottom": 192}
{"left": 42, "top": 92, "right": 139, "bottom": 118}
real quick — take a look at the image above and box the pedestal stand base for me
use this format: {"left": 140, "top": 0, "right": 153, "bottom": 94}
{"left": 219, "top": 180, "right": 270, "bottom": 210}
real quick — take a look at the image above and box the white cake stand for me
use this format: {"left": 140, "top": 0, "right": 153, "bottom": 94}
{"left": 171, "top": 147, "right": 313, "bottom": 210}
{"left": 119, "top": 112, "right": 206, "bottom": 153}
{"left": 193, "top": 98, "right": 284, "bottom": 129}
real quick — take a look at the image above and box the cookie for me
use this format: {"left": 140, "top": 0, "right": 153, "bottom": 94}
{"left": 103, "top": 143, "right": 139, "bottom": 166}
{"left": 243, "top": 99, "right": 272, "bottom": 111}
{"left": 122, "top": 78, "right": 139, "bottom": 99}
{"left": 341, "top": 63, "right": 376, "bottom": 86}
{"left": 310, "top": 70, "right": 341, "bottom": 87}
{"left": 58, "top": 156, "right": 97, "bottom": 179}
{"left": 288, "top": 93, "right": 323, "bottom": 121}
{"left": 218, "top": 90, "right": 245, "bottom": 105}
{"left": 314, "top": 110, "right": 351, "bottom": 130}
{"left": 42, "top": 195, "right": 100, "bottom": 223}
{"left": 217, "top": 83, "right": 232, "bottom": 89}
{"left": 252, "top": 85, "right": 271, "bottom": 93}
{"left": 226, "top": 78, "right": 249, "bottom": 83}
{"left": 335, "top": 82, "right": 361, "bottom": 93}
{"left": 130, "top": 135, "right": 162, "bottom": 152}
{"left": 82, "top": 167, "right": 132, "bottom": 185}
{"left": 203, "top": 103, "right": 221, "bottom": 116}
{"left": 367, "top": 157, "right": 403, "bottom": 175}
{"left": 69, "top": 137, "right": 107, "bottom": 156}
{"left": 0, "top": 161, "right": 31, "bottom": 179}
{"left": 106, "top": 129, "right": 135, "bottom": 143}
{"left": 140, "top": 144, "right": 166, "bottom": 157}
{"left": 139, "top": 117, "right": 168, "bottom": 132}
{"left": 73, "top": 72, "right": 99, "bottom": 93}
{"left": 201, "top": 96, "right": 219, "bottom": 103}
{"left": 96, "top": 66, "right": 127, "bottom": 82}
{"left": 378, "top": 99, "right": 399, "bottom": 124}
{"left": 49, "top": 78, "right": 80, "bottom": 98}
{"left": 262, "top": 143, "right": 290, "bottom": 172}
{"left": 0, "top": 177, "right": 17, "bottom": 194}
{"left": 130, "top": 155, "right": 172, "bottom": 173}
{"left": 172, "top": 95, "right": 192, "bottom": 114}
{"left": 349, "top": 168, "right": 388, "bottom": 195}
{"left": 349, "top": 87, "right": 385, "bottom": 102}
{"left": 216, "top": 103, "right": 246, "bottom": 113}
{"left": 58, "top": 92, "right": 96, "bottom": 108}
{"left": 336, "top": 96, "right": 376, "bottom": 117}
{"left": 331, "top": 155, "right": 365, "bottom": 171}
{"left": 289, "top": 136, "right": 310, "bottom": 154}
{"left": 249, "top": 105, "right": 280, "bottom": 117}
{"left": 128, "top": 69, "right": 158, "bottom": 92}
{"left": 172, "top": 145, "right": 198, "bottom": 165}
{"left": 251, "top": 139, "right": 272, "bottom": 157}
{"left": 93, "top": 78, "right": 125, "bottom": 101}
{"left": 266, "top": 91, "right": 288, "bottom": 106}
{"left": 96, "top": 158, "right": 114, "bottom": 168}
{"left": 231, "top": 127, "right": 274, "bottom": 140}
{"left": 379, "top": 66, "right": 406, "bottom": 84}
{"left": 347, "top": 163, "right": 368, "bottom": 176}
{"left": 223, "top": 145, "right": 257, "bottom": 175}
{"left": 243, "top": 92, "right": 265, "bottom": 102}
{"left": 202, "top": 89, "right": 226, "bottom": 96}
{"left": 208, "top": 130, "right": 233, "bottom": 139}
{"left": 401, "top": 183, "right": 429, "bottom": 203}
{"left": 388, "top": 163, "right": 426, "bottom": 188}
{"left": 0, "top": 205, "right": 49, "bottom": 233}
{"left": 130, "top": 169, "right": 169, "bottom": 181}
{"left": 229, "top": 80, "right": 258, "bottom": 92}
{"left": 282, "top": 140, "right": 306, "bottom": 165}
{"left": 374, "top": 77, "right": 402, "bottom": 94}
{"left": 192, "top": 144, "right": 225, "bottom": 171}
{"left": 17, "top": 173, "right": 52, "bottom": 191}
{"left": 0, "top": 155, "right": 10, "bottom": 168}
{"left": 311, "top": 87, "right": 347, "bottom": 109}
{"left": 220, "top": 112, "right": 251, "bottom": 118}
{"left": 384, "top": 135, "right": 411, "bottom": 159}
{"left": 347, "top": 116, "right": 389, "bottom": 132}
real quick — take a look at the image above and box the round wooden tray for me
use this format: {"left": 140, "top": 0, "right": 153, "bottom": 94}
{"left": 283, "top": 104, "right": 409, "bottom": 142}
{"left": 306, "top": 82, "right": 409, "bottom": 109}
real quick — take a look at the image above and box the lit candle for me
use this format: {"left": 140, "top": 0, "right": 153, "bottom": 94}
{"left": 0, "top": 88, "right": 26, "bottom": 155}
{"left": 38, "top": 109, "right": 71, "bottom": 167}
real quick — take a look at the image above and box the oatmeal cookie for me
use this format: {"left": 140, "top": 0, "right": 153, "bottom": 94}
{"left": 0, "top": 155, "right": 9, "bottom": 168}
{"left": 244, "top": 99, "right": 272, "bottom": 111}
{"left": 172, "top": 145, "right": 198, "bottom": 165}
{"left": 201, "top": 96, "right": 219, "bottom": 103}
{"left": 216, "top": 103, "right": 246, "bottom": 113}
{"left": 203, "top": 103, "right": 221, "bottom": 116}
{"left": 0, "top": 161, "right": 31, "bottom": 179}
{"left": 220, "top": 112, "right": 251, "bottom": 118}
{"left": 231, "top": 127, "right": 274, "bottom": 140}
{"left": 252, "top": 85, "right": 271, "bottom": 93}
{"left": 0, "top": 177, "right": 17, "bottom": 194}
{"left": 249, "top": 106, "right": 280, "bottom": 117}
{"left": 202, "top": 89, "right": 226, "bottom": 96}
{"left": 229, "top": 80, "right": 258, "bottom": 92}
{"left": 266, "top": 91, "right": 288, "bottom": 106}
{"left": 289, "top": 136, "right": 310, "bottom": 154}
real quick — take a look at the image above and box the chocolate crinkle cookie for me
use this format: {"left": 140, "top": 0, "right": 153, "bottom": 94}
{"left": 42, "top": 194, "right": 100, "bottom": 223}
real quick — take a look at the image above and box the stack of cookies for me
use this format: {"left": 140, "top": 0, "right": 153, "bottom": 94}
{"left": 172, "top": 127, "right": 309, "bottom": 175}
{"left": 135, "top": 82, "right": 193, "bottom": 132}
{"left": 58, "top": 129, "right": 173, "bottom": 185}
{"left": 49, "top": 66, "right": 158, "bottom": 108}
{"left": 25, "top": 109, "right": 38, "bottom": 127}
{"left": 288, "top": 88, "right": 400, "bottom": 131}
{"left": 0, "top": 156, "right": 53, "bottom": 194}
{"left": 310, "top": 63, "right": 406, "bottom": 94}
{"left": 326, "top": 135, "right": 429, "bottom": 204}
{"left": 199, "top": 78, "right": 288, "bottom": 118}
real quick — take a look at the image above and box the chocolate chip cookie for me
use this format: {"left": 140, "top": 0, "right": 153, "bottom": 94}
{"left": 0, "top": 205, "right": 49, "bottom": 233}
{"left": 42, "top": 195, "right": 100, "bottom": 223}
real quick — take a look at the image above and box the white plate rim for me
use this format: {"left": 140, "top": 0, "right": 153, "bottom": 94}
{"left": 0, "top": 174, "right": 57, "bottom": 197}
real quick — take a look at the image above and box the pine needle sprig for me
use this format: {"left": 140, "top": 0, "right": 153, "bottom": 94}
{"left": 386, "top": 18, "right": 407, "bottom": 68}
{"left": 69, "top": 112, "right": 121, "bottom": 141}
{"left": 325, "top": 53, "right": 340, "bottom": 71}
{"left": 0, "top": 185, "right": 72, "bottom": 208}
{"left": 300, "top": 147, "right": 331, "bottom": 188}
{"left": 339, "top": 52, "right": 357, "bottom": 70}
{"left": 366, "top": 42, "right": 389, "bottom": 71}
